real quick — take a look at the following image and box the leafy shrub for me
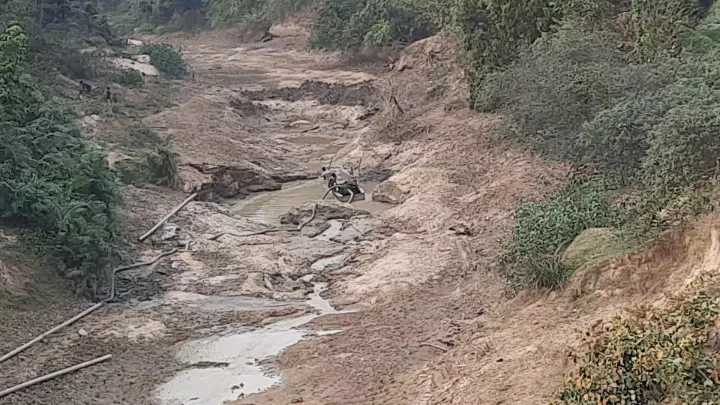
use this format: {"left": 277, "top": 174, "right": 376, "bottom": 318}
{"left": 503, "top": 177, "right": 623, "bottom": 289}
{"left": 311, "top": 0, "right": 441, "bottom": 50}
{"left": 477, "top": 26, "right": 668, "bottom": 161}
{"left": 0, "top": 25, "right": 121, "bottom": 289}
{"left": 555, "top": 0, "right": 620, "bottom": 25}
{"left": 631, "top": 0, "right": 699, "bottom": 61}
{"left": 140, "top": 43, "right": 187, "bottom": 78}
{"left": 455, "top": 0, "right": 559, "bottom": 106}
{"left": 641, "top": 85, "right": 720, "bottom": 192}
{"left": 555, "top": 294, "right": 720, "bottom": 404}
{"left": 577, "top": 93, "right": 669, "bottom": 179}
{"left": 127, "top": 123, "right": 164, "bottom": 147}
{"left": 114, "top": 70, "right": 145, "bottom": 88}
{"left": 146, "top": 141, "right": 182, "bottom": 189}
{"left": 205, "top": 0, "right": 266, "bottom": 27}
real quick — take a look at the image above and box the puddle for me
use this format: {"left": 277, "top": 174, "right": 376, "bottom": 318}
{"left": 233, "top": 179, "right": 390, "bottom": 225}
{"left": 156, "top": 284, "right": 346, "bottom": 405}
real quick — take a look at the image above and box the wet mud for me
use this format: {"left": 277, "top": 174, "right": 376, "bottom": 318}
{"left": 241, "top": 80, "right": 377, "bottom": 106}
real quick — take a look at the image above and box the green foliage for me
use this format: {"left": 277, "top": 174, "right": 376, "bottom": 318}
{"left": 631, "top": 0, "right": 699, "bottom": 61}
{"left": 126, "top": 123, "right": 164, "bottom": 147}
{"left": 140, "top": 43, "right": 187, "bottom": 78}
{"left": 1, "top": 0, "right": 117, "bottom": 80}
{"left": 311, "top": 0, "right": 443, "bottom": 50}
{"left": 113, "top": 70, "right": 145, "bottom": 88}
{"left": 503, "top": 177, "right": 623, "bottom": 289}
{"left": 456, "top": 0, "right": 559, "bottom": 107}
{"left": 489, "top": 2, "right": 720, "bottom": 294}
{"left": 0, "top": 25, "right": 121, "bottom": 287}
{"left": 204, "top": 0, "right": 266, "bottom": 27}
{"left": 476, "top": 26, "right": 668, "bottom": 162}
{"left": 145, "top": 140, "right": 182, "bottom": 188}
{"left": 555, "top": 294, "right": 720, "bottom": 404}
{"left": 641, "top": 86, "right": 720, "bottom": 192}
{"left": 577, "top": 93, "right": 668, "bottom": 179}
{"left": 555, "top": 0, "right": 620, "bottom": 25}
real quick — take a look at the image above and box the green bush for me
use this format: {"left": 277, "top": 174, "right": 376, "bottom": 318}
{"left": 140, "top": 43, "right": 187, "bottom": 78}
{"left": 555, "top": 0, "right": 620, "bottom": 25}
{"left": 577, "top": 93, "right": 669, "bottom": 179}
{"left": 477, "top": 26, "right": 668, "bottom": 161}
{"left": 631, "top": 0, "right": 699, "bottom": 61}
{"left": 641, "top": 89, "right": 720, "bottom": 191}
{"left": 205, "top": 0, "right": 266, "bottom": 27}
{"left": 114, "top": 70, "right": 145, "bottom": 88}
{"left": 555, "top": 294, "right": 720, "bottom": 404}
{"left": 146, "top": 141, "right": 182, "bottom": 189}
{"left": 311, "top": 0, "right": 441, "bottom": 50}
{"left": 0, "top": 25, "right": 121, "bottom": 288}
{"left": 456, "top": 0, "right": 558, "bottom": 106}
{"left": 503, "top": 178, "right": 623, "bottom": 289}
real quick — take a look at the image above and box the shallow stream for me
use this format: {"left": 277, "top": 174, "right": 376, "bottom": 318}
{"left": 232, "top": 178, "right": 390, "bottom": 225}
{"left": 156, "top": 284, "right": 346, "bottom": 405}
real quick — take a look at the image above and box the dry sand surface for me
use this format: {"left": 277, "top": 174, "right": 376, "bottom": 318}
{"left": 3, "top": 24, "right": 720, "bottom": 405}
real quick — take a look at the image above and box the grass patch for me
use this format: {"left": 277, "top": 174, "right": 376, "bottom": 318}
{"left": 502, "top": 177, "right": 624, "bottom": 290}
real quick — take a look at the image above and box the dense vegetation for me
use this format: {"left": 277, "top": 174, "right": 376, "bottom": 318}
{"left": 107, "top": 0, "right": 449, "bottom": 48}
{"left": 556, "top": 294, "right": 720, "bottom": 404}
{"left": 2, "top": 0, "right": 116, "bottom": 80}
{"left": 0, "top": 0, "right": 189, "bottom": 297}
{"left": 0, "top": 23, "right": 121, "bottom": 295}
{"left": 476, "top": 0, "right": 720, "bottom": 289}
{"left": 463, "top": 1, "right": 720, "bottom": 400}
{"left": 140, "top": 43, "right": 187, "bottom": 77}
{"left": 502, "top": 177, "right": 623, "bottom": 289}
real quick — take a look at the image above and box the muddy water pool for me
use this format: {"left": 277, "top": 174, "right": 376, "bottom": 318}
{"left": 232, "top": 178, "right": 391, "bottom": 225}
{"left": 156, "top": 284, "right": 349, "bottom": 405}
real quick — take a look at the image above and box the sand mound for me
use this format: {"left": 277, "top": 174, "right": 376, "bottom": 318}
{"left": 394, "top": 32, "right": 456, "bottom": 73}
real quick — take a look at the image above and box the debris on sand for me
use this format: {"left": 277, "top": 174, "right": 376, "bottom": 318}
{"left": 190, "top": 165, "right": 281, "bottom": 201}
{"left": 241, "top": 80, "right": 377, "bottom": 107}
{"left": 229, "top": 98, "right": 271, "bottom": 117}
{"left": 280, "top": 203, "right": 370, "bottom": 225}
{"left": 371, "top": 180, "right": 404, "bottom": 205}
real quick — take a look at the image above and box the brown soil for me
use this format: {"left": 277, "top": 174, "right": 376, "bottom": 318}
{"left": 240, "top": 80, "right": 378, "bottom": 106}
{"left": 3, "top": 22, "right": 719, "bottom": 405}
